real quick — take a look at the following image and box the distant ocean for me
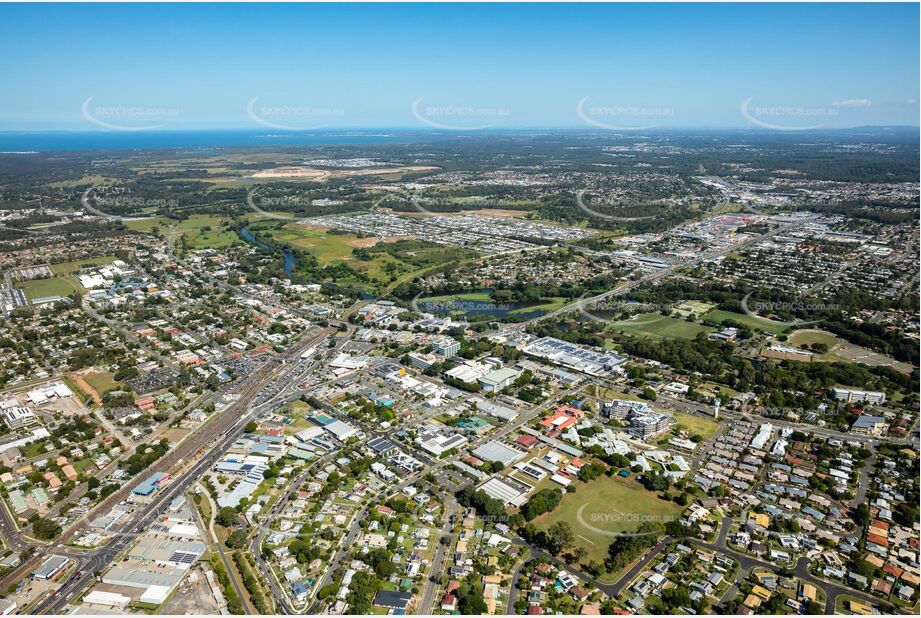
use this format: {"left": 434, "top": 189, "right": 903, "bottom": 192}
{"left": 0, "top": 130, "right": 441, "bottom": 152}
{"left": 0, "top": 126, "right": 915, "bottom": 153}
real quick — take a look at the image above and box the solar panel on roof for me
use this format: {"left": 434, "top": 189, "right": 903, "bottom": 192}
{"left": 167, "top": 550, "right": 198, "bottom": 565}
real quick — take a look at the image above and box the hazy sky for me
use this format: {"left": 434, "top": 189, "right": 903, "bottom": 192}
{"left": 1, "top": 2, "right": 918, "bottom": 131}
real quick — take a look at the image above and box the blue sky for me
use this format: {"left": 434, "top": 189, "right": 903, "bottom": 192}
{"left": 1, "top": 2, "right": 918, "bottom": 130}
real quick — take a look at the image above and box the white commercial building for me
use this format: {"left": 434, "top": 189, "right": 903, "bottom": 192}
{"left": 415, "top": 425, "right": 467, "bottom": 456}
{"left": 26, "top": 382, "right": 73, "bottom": 405}
{"left": 468, "top": 397, "right": 519, "bottom": 422}
{"left": 1, "top": 406, "right": 37, "bottom": 430}
{"left": 83, "top": 590, "right": 131, "bottom": 609}
{"left": 445, "top": 361, "right": 491, "bottom": 384}
{"left": 472, "top": 441, "right": 526, "bottom": 467}
{"left": 750, "top": 423, "right": 773, "bottom": 451}
{"left": 140, "top": 585, "right": 172, "bottom": 606}
{"left": 324, "top": 420, "right": 359, "bottom": 441}
{"left": 831, "top": 388, "right": 886, "bottom": 405}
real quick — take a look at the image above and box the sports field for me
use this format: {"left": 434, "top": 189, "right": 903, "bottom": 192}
{"left": 16, "top": 276, "right": 84, "bottom": 301}
{"left": 533, "top": 474, "right": 682, "bottom": 568}
{"left": 786, "top": 329, "right": 841, "bottom": 348}
{"left": 608, "top": 312, "right": 714, "bottom": 340}
{"left": 704, "top": 309, "right": 790, "bottom": 335}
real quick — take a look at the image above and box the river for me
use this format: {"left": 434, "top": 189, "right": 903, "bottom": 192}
{"left": 239, "top": 227, "right": 297, "bottom": 277}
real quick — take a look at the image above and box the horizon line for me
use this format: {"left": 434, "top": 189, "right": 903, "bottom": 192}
{"left": 0, "top": 124, "right": 919, "bottom": 134}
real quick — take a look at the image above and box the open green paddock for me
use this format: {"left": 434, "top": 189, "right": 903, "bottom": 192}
{"left": 125, "top": 215, "right": 239, "bottom": 248}
{"left": 532, "top": 474, "right": 682, "bottom": 570}
{"left": 49, "top": 255, "right": 118, "bottom": 274}
{"left": 671, "top": 411, "right": 722, "bottom": 441}
{"left": 607, "top": 312, "right": 715, "bottom": 340}
{"left": 83, "top": 371, "right": 125, "bottom": 396}
{"left": 703, "top": 309, "right": 791, "bottom": 335}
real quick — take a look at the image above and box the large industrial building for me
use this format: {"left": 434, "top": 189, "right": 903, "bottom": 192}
{"left": 132, "top": 471, "right": 170, "bottom": 496}
{"left": 472, "top": 441, "right": 526, "bottom": 468}
{"left": 477, "top": 367, "right": 522, "bottom": 393}
{"left": 521, "top": 337, "right": 627, "bottom": 375}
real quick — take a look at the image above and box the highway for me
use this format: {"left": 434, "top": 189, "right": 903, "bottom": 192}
{"left": 21, "top": 326, "right": 334, "bottom": 614}
{"left": 0, "top": 388, "right": 216, "bottom": 557}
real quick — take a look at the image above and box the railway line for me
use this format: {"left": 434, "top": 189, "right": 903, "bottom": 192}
{"left": 12, "top": 327, "right": 334, "bottom": 614}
